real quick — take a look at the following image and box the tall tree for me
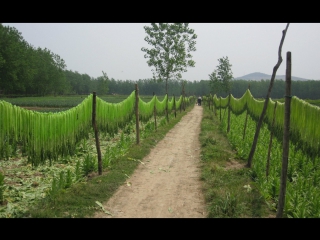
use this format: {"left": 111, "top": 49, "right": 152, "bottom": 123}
{"left": 93, "top": 71, "right": 109, "bottom": 95}
{"left": 141, "top": 23, "right": 197, "bottom": 94}
{"left": 209, "top": 56, "right": 233, "bottom": 96}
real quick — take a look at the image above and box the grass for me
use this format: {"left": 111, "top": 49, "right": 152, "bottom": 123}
{"left": 198, "top": 104, "right": 275, "bottom": 218}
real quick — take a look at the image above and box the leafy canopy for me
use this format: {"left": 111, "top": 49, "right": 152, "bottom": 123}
{"left": 209, "top": 56, "right": 233, "bottom": 96}
{"left": 141, "top": 23, "right": 197, "bottom": 93}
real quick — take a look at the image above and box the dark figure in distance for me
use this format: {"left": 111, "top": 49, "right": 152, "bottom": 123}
{"left": 197, "top": 96, "right": 202, "bottom": 106}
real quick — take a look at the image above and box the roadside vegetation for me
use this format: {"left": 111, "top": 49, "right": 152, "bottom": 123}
{"left": 199, "top": 105, "right": 274, "bottom": 218}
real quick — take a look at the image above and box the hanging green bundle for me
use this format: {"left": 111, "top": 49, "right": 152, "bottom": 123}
{"left": 175, "top": 95, "right": 183, "bottom": 109}
{"left": 229, "top": 93, "right": 247, "bottom": 116}
{"left": 96, "top": 90, "right": 135, "bottom": 134}
{"left": 212, "top": 94, "right": 220, "bottom": 109}
{"left": 218, "top": 95, "right": 229, "bottom": 109}
{"left": 246, "top": 91, "right": 265, "bottom": 122}
{"left": 168, "top": 96, "right": 174, "bottom": 112}
{"left": 0, "top": 101, "right": 11, "bottom": 159}
{"left": 263, "top": 98, "right": 284, "bottom": 142}
{"left": 186, "top": 96, "right": 194, "bottom": 106}
{"left": 290, "top": 96, "right": 320, "bottom": 156}
{"left": 155, "top": 95, "right": 167, "bottom": 116}
{"left": 139, "top": 95, "right": 156, "bottom": 122}
{"left": 24, "top": 94, "right": 93, "bottom": 166}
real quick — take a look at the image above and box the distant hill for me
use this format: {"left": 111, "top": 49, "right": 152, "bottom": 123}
{"left": 234, "top": 72, "right": 309, "bottom": 81}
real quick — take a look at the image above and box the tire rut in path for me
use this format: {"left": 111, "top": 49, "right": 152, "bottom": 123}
{"left": 93, "top": 105, "right": 207, "bottom": 218}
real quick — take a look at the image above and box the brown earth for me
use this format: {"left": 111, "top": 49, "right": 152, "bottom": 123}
{"left": 93, "top": 104, "right": 207, "bottom": 218}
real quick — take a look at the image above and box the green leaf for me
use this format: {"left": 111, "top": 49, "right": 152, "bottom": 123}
{"left": 95, "top": 201, "right": 112, "bottom": 216}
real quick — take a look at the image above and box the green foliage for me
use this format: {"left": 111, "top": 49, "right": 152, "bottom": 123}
{"left": 209, "top": 56, "right": 233, "bottom": 96}
{"left": 199, "top": 106, "right": 273, "bottom": 218}
{"left": 75, "top": 160, "right": 83, "bottom": 181}
{"left": 0, "top": 24, "right": 69, "bottom": 96}
{"left": 0, "top": 171, "right": 6, "bottom": 203}
{"left": 82, "top": 153, "right": 96, "bottom": 176}
{"left": 141, "top": 23, "right": 197, "bottom": 93}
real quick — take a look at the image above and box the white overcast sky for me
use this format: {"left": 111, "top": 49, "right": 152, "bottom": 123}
{"left": 3, "top": 23, "right": 320, "bottom": 81}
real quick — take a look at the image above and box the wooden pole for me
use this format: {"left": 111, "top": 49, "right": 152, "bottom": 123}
{"left": 219, "top": 97, "right": 222, "bottom": 121}
{"left": 135, "top": 84, "right": 140, "bottom": 144}
{"left": 153, "top": 92, "right": 157, "bottom": 131}
{"left": 277, "top": 51, "right": 292, "bottom": 218}
{"left": 166, "top": 93, "right": 169, "bottom": 122}
{"left": 92, "top": 92, "right": 102, "bottom": 175}
{"left": 174, "top": 94, "right": 176, "bottom": 118}
{"left": 227, "top": 93, "right": 231, "bottom": 133}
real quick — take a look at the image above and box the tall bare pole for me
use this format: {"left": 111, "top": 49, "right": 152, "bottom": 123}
{"left": 153, "top": 92, "right": 157, "bottom": 130}
{"left": 92, "top": 92, "right": 102, "bottom": 175}
{"left": 135, "top": 84, "right": 140, "bottom": 144}
{"left": 277, "top": 51, "right": 292, "bottom": 218}
{"left": 246, "top": 23, "right": 290, "bottom": 168}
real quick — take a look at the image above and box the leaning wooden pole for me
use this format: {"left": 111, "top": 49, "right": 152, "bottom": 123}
{"left": 92, "top": 92, "right": 102, "bottom": 175}
{"left": 277, "top": 51, "right": 292, "bottom": 218}
{"left": 246, "top": 23, "right": 289, "bottom": 168}
{"left": 135, "top": 84, "right": 140, "bottom": 144}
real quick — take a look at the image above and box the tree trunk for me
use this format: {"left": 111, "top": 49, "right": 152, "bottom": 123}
{"left": 246, "top": 23, "right": 289, "bottom": 168}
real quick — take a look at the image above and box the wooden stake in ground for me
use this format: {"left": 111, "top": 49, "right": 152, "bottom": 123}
{"left": 135, "top": 84, "right": 140, "bottom": 145}
{"left": 92, "top": 92, "right": 102, "bottom": 175}
{"left": 277, "top": 51, "right": 292, "bottom": 218}
{"left": 153, "top": 92, "right": 157, "bottom": 131}
{"left": 246, "top": 23, "right": 290, "bottom": 168}
{"left": 227, "top": 93, "right": 231, "bottom": 133}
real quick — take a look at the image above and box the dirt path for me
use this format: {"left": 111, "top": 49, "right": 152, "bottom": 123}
{"left": 93, "top": 105, "right": 207, "bottom": 218}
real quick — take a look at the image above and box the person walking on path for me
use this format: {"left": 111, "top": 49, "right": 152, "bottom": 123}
{"left": 197, "top": 96, "right": 202, "bottom": 106}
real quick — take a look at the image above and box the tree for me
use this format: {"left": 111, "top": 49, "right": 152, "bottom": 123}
{"left": 209, "top": 56, "right": 233, "bottom": 96}
{"left": 141, "top": 23, "right": 197, "bottom": 94}
{"left": 95, "top": 71, "right": 109, "bottom": 95}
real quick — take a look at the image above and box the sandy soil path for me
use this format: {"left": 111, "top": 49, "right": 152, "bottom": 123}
{"left": 93, "top": 105, "right": 207, "bottom": 218}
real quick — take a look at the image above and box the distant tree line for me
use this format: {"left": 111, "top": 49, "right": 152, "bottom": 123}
{"left": 227, "top": 79, "right": 320, "bottom": 100}
{"left": 1, "top": 24, "right": 319, "bottom": 100}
